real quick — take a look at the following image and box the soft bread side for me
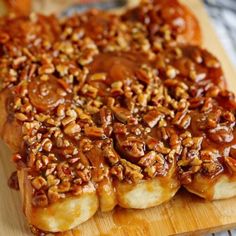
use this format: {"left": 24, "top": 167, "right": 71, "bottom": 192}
{"left": 184, "top": 173, "right": 236, "bottom": 200}
{"left": 116, "top": 176, "right": 179, "bottom": 209}
{"left": 18, "top": 169, "right": 99, "bottom": 232}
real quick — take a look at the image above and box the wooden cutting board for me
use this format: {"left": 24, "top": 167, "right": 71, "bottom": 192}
{"left": 0, "top": 0, "right": 236, "bottom": 235}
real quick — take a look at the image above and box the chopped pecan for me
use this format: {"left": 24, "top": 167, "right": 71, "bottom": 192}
{"left": 208, "top": 125, "right": 233, "bottom": 143}
{"left": 144, "top": 153, "right": 167, "bottom": 177}
{"left": 224, "top": 157, "right": 236, "bottom": 172}
{"left": 113, "top": 123, "right": 127, "bottom": 134}
{"left": 222, "top": 111, "right": 235, "bottom": 123}
{"left": 58, "top": 180, "right": 71, "bottom": 193}
{"left": 48, "top": 186, "right": 62, "bottom": 203}
{"left": 77, "top": 168, "right": 91, "bottom": 182}
{"left": 84, "top": 126, "right": 105, "bottom": 138}
{"left": 120, "top": 159, "right": 143, "bottom": 183}
{"left": 31, "top": 176, "right": 47, "bottom": 190}
{"left": 155, "top": 141, "right": 170, "bottom": 154}
{"left": 15, "top": 112, "right": 28, "bottom": 121}
{"left": 143, "top": 109, "right": 164, "bottom": 128}
{"left": 64, "top": 122, "right": 81, "bottom": 136}
{"left": 157, "top": 106, "right": 174, "bottom": 117}
{"left": 144, "top": 166, "right": 156, "bottom": 178}
{"left": 138, "top": 151, "right": 157, "bottom": 167}
{"left": 79, "top": 138, "right": 93, "bottom": 153}
{"left": 146, "top": 136, "right": 159, "bottom": 150}
{"left": 201, "top": 162, "right": 223, "bottom": 178}
{"left": 32, "top": 190, "right": 48, "bottom": 207}
{"left": 56, "top": 162, "right": 72, "bottom": 181}
{"left": 47, "top": 174, "right": 60, "bottom": 187}
{"left": 182, "top": 137, "right": 194, "bottom": 147}
{"left": 110, "top": 165, "right": 124, "bottom": 181}
{"left": 135, "top": 68, "right": 151, "bottom": 84}
{"left": 100, "top": 107, "right": 113, "bottom": 126}
{"left": 103, "top": 146, "right": 120, "bottom": 165}
{"left": 81, "top": 84, "right": 98, "bottom": 98}
{"left": 166, "top": 65, "right": 178, "bottom": 79}
{"left": 119, "top": 135, "right": 146, "bottom": 159}
{"left": 192, "top": 137, "right": 203, "bottom": 150}
{"left": 90, "top": 73, "right": 107, "bottom": 81}
{"left": 111, "top": 81, "right": 124, "bottom": 96}
{"left": 112, "top": 106, "right": 131, "bottom": 123}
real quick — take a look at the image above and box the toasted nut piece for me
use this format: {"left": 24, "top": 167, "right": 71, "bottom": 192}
{"left": 224, "top": 157, "right": 236, "bottom": 172}
{"left": 138, "top": 151, "right": 157, "bottom": 167}
{"left": 103, "top": 146, "right": 120, "bottom": 165}
{"left": 31, "top": 177, "right": 47, "bottom": 190}
{"left": 90, "top": 73, "right": 107, "bottom": 81}
{"left": 64, "top": 122, "right": 81, "bottom": 136}
{"left": 144, "top": 110, "right": 164, "bottom": 128}
{"left": 84, "top": 126, "right": 105, "bottom": 138}
{"left": 32, "top": 190, "right": 49, "bottom": 207}
{"left": 62, "top": 116, "right": 76, "bottom": 126}
{"left": 15, "top": 113, "right": 28, "bottom": 121}
{"left": 112, "top": 106, "right": 131, "bottom": 123}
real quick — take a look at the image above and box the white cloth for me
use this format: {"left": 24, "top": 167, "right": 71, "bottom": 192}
{"left": 204, "top": 0, "right": 236, "bottom": 65}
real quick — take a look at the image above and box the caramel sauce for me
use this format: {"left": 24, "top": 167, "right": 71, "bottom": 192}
{"left": 31, "top": 224, "right": 81, "bottom": 236}
{"left": 81, "top": 11, "right": 118, "bottom": 44}
{"left": 186, "top": 173, "right": 219, "bottom": 200}
{"left": 122, "top": 0, "right": 201, "bottom": 45}
{"left": 111, "top": 207, "right": 151, "bottom": 235}
{"left": 0, "top": 2, "right": 236, "bottom": 235}
{"left": 190, "top": 110, "right": 236, "bottom": 156}
{"left": 8, "top": 171, "right": 19, "bottom": 190}
{"left": 85, "top": 146, "right": 105, "bottom": 169}
{"left": 28, "top": 76, "right": 66, "bottom": 112}
{"left": 96, "top": 177, "right": 117, "bottom": 211}
{"left": 4, "top": 0, "right": 31, "bottom": 16}
{"left": 71, "top": 229, "right": 81, "bottom": 236}
{"left": 88, "top": 52, "right": 148, "bottom": 95}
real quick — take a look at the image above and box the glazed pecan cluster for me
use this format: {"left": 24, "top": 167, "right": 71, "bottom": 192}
{"left": 0, "top": 2, "right": 236, "bottom": 208}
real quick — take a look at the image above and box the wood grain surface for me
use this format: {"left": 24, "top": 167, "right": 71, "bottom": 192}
{"left": 0, "top": 0, "right": 236, "bottom": 236}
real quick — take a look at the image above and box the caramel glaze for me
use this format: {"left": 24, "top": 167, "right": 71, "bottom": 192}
{"left": 8, "top": 171, "right": 19, "bottom": 190}
{"left": 28, "top": 76, "right": 67, "bottom": 112}
{"left": 155, "top": 46, "right": 236, "bottom": 184}
{"left": 4, "top": 48, "right": 236, "bottom": 202}
{"left": 122, "top": 0, "right": 202, "bottom": 46}
{"left": 111, "top": 207, "right": 150, "bottom": 235}
{"left": 0, "top": 3, "right": 235, "bottom": 235}
{"left": 16, "top": 48, "right": 236, "bottom": 192}
{"left": 3, "top": 0, "right": 31, "bottom": 16}
{"left": 79, "top": 10, "right": 121, "bottom": 47}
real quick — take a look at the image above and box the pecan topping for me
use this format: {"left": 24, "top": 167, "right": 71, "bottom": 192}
{"left": 0, "top": 7, "right": 235, "bottom": 211}
{"left": 143, "top": 110, "right": 164, "bottom": 128}
{"left": 224, "top": 157, "right": 236, "bottom": 172}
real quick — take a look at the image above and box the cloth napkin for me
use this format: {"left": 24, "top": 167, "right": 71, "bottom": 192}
{"left": 204, "top": 0, "right": 236, "bottom": 65}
